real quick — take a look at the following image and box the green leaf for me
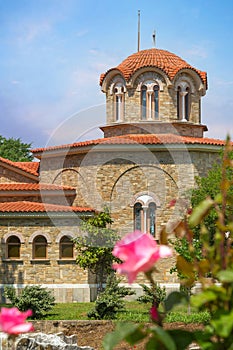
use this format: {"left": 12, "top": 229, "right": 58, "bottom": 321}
{"left": 151, "top": 326, "right": 176, "bottom": 350}
{"left": 103, "top": 323, "right": 142, "bottom": 350}
{"left": 216, "top": 270, "right": 233, "bottom": 283}
{"left": 145, "top": 337, "right": 161, "bottom": 349}
{"left": 164, "top": 291, "right": 188, "bottom": 312}
{"left": 168, "top": 330, "right": 194, "bottom": 349}
{"left": 211, "top": 310, "right": 233, "bottom": 338}
{"left": 189, "top": 197, "right": 214, "bottom": 227}
{"left": 191, "top": 290, "right": 217, "bottom": 308}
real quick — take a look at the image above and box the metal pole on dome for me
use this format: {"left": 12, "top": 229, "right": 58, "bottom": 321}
{"left": 138, "top": 10, "right": 140, "bottom": 52}
{"left": 152, "top": 30, "right": 156, "bottom": 48}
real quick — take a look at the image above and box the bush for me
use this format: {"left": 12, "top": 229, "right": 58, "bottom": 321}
{"left": 137, "top": 283, "right": 166, "bottom": 307}
{"left": 4, "top": 285, "right": 55, "bottom": 319}
{"left": 88, "top": 274, "right": 135, "bottom": 320}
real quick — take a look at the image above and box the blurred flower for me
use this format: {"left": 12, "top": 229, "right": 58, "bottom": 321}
{"left": 168, "top": 199, "right": 177, "bottom": 208}
{"left": 0, "top": 307, "right": 34, "bottom": 335}
{"left": 187, "top": 208, "right": 192, "bottom": 215}
{"left": 150, "top": 305, "right": 159, "bottom": 322}
{"left": 112, "top": 231, "right": 172, "bottom": 283}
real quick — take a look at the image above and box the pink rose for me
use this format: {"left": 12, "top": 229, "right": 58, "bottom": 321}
{"left": 0, "top": 307, "right": 34, "bottom": 335}
{"left": 150, "top": 305, "right": 159, "bottom": 322}
{"left": 112, "top": 231, "right": 172, "bottom": 283}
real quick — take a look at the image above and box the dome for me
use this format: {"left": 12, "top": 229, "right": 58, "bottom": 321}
{"left": 100, "top": 48, "right": 207, "bottom": 87}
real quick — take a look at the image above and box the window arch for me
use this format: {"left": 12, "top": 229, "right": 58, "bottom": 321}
{"left": 33, "top": 235, "right": 47, "bottom": 259}
{"left": 113, "top": 83, "right": 125, "bottom": 122}
{"left": 59, "top": 236, "right": 74, "bottom": 259}
{"left": 177, "top": 83, "right": 190, "bottom": 121}
{"left": 133, "top": 195, "right": 157, "bottom": 237}
{"left": 7, "top": 236, "right": 21, "bottom": 259}
{"left": 140, "top": 82, "right": 159, "bottom": 120}
{"left": 141, "top": 85, "right": 147, "bottom": 120}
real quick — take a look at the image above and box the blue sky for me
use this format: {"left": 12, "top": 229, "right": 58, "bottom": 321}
{"left": 0, "top": 0, "right": 233, "bottom": 148}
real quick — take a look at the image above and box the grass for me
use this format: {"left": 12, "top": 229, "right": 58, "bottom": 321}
{"left": 42, "top": 301, "right": 210, "bottom": 324}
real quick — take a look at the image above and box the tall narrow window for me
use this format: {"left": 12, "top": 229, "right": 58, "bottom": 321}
{"left": 134, "top": 202, "right": 142, "bottom": 231}
{"left": 141, "top": 85, "right": 147, "bottom": 120}
{"left": 7, "top": 236, "right": 20, "bottom": 259}
{"left": 134, "top": 199, "right": 156, "bottom": 234}
{"left": 141, "top": 84, "right": 159, "bottom": 120}
{"left": 185, "top": 87, "right": 189, "bottom": 121}
{"left": 114, "top": 85, "right": 124, "bottom": 122}
{"left": 60, "top": 236, "right": 74, "bottom": 259}
{"left": 148, "top": 203, "right": 156, "bottom": 237}
{"left": 33, "top": 235, "right": 47, "bottom": 259}
{"left": 153, "top": 85, "right": 159, "bottom": 119}
{"left": 177, "top": 87, "right": 181, "bottom": 119}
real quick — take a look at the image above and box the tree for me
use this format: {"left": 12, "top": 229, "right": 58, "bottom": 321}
{"left": 73, "top": 209, "right": 120, "bottom": 293}
{"left": 191, "top": 147, "right": 233, "bottom": 242}
{"left": 0, "top": 135, "right": 33, "bottom": 162}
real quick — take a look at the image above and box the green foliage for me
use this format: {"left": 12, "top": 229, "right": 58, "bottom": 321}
{"left": 88, "top": 274, "right": 135, "bottom": 320}
{"left": 4, "top": 285, "right": 55, "bottom": 319}
{"left": 103, "top": 138, "right": 233, "bottom": 350}
{"left": 137, "top": 283, "right": 166, "bottom": 307}
{"left": 73, "top": 208, "right": 120, "bottom": 292}
{"left": 0, "top": 135, "right": 33, "bottom": 161}
{"left": 165, "top": 310, "right": 210, "bottom": 324}
{"left": 191, "top": 148, "right": 233, "bottom": 243}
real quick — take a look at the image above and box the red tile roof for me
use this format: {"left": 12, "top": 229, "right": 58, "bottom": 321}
{"left": 0, "top": 183, "right": 75, "bottom": 191}
{"left": 100, "top": 48, "right": 207, "bottom": 87}
{"left": 0, "top": 201, "right": 94, "bottom": 213}
{"left": 0, "top": 158, "right": 39, "bottom": 177}
{"left": 32, "top": 134, "right": 226, "bottom": 154}
{"left": 14, "top": 162, "right": 39, "bottom": 176}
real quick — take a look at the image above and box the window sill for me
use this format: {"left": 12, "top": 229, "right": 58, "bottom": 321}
{"left": 30, "top": 259, "right": 50, "bottom": 264}
{"left": 57, "top": 259, "right": 76, "bottom": 264}
{"left": 2, "top": 259, "right": 23, "bottom": 263}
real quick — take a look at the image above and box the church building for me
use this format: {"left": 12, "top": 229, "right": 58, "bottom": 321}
{"left": 0, "top": 47, "right": 226, "bottom": 302}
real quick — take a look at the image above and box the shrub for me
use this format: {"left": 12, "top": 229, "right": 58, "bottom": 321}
{"left": 88, "top": 274, "right": 135, "bottom": 320}
{"left": 137, "top": 283, "right": 166, "bottom": 307}
{"left": 4, "top": 285, "right": 55, "bottom": 319}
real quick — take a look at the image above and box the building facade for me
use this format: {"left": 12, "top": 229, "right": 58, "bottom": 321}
{"left": 0, "top": 48, "right": 226, "bottom": 301}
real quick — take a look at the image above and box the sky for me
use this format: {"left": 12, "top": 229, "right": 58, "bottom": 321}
{"left": 0, "top": 0, "right": 233, "bottom": 149}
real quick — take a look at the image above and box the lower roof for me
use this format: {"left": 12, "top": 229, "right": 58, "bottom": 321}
{"left": 32, "top": 133, "right": 227, "bottom": 157}
{"left": 0, "top": 201, "right": 94, "bottom": 216}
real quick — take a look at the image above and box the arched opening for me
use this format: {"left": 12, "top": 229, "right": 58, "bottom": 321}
{"left": 60, "top": 236, "right": 74, "bottom": 259}
{"left": 33, "top": 235, "right": 47, "bottom": 259}
{"left": 7, "top": 236, "right": 20, "bottom": 259}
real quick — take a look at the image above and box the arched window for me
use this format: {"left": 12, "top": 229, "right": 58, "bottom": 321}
{"left": 148, "top": 202, "right": 156, "bottom": 237}
{"left": 141, "top": 85, "right": 147, "bottom": 120}
{"left": 60, "top": 236, "right": 74, "bottom": 259}
{"left": 133, "top": 197, "right": 157, "bottom": 236}
{"left": 177, "top": 86, "right": 181, "bottom": 119}
{"left": 185, "top": 87, "right": 190, "bottom": 121}
{"left": 134, "top": 202, "right": 142, "bottom": 231}
{"left": 7, "top": 236, "right": 20, "bottom": 259}
{"left": 33, "top": 235, "right": 47, "bottom": 259}
{"left": 141, "top": 83, "right": 159, "bottom": 120}
{"left": 114, "top": 84, "right": 125, "bottom": 122}
{"left": 153, "top": 85, "right": 159, "bottom": 119}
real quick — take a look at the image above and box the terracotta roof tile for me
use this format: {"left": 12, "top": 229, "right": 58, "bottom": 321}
{"left": 0, "top": 158, "right": 39, "bottom": 177}
{"left": 100, "top": 48, "right": 207, "bottom": 87}
{"left": 0, "top": 183, "right": 76, "bottom": 191}
{"left": 0, "top": 201, "right": 94, "bottom": 213}
{"left": 14, "top": 162, "right": 39, "bottom": 176}
{"left": 32, "top": 134, "right": 226, "bottom": 154}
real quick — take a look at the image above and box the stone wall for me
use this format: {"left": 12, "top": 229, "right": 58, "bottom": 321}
{"left": 106, "top": 71, "right": 201, "bottom": 125}
{"left": 0, "top": 217, "right": 97, "bottom": 302}
{"left": 0, "top": 165, "right": 36, "bottom": 183}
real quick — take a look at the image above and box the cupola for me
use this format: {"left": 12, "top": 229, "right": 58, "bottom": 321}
{"left": 100, "top": 48, "right": 208, "bottom": 138}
